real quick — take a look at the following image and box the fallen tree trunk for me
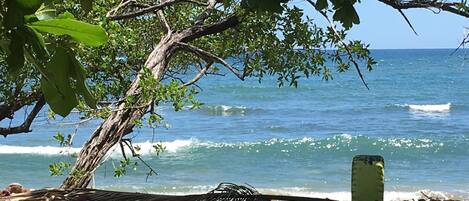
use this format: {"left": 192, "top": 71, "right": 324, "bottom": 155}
{"left": 1, "top": 188, "right": 336, "bottom": 201}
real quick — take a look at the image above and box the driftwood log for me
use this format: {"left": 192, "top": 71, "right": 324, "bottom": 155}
{"left": 0, "top": 188, "right": 336, "bottom": 201}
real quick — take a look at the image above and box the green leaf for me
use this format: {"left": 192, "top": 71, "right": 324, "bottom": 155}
{"left": 28, "top": 19, "right": 108, "bottom": 46}
{"left": 69, "top": 53, "right": 97, "bottom": 109}
{"left": 6, "top": 32, "right": 25, "bottom": 74}
{"left": 57, "top": 11, "right": 75, "bottom": 19}
{"left": 53, "top": 132, "right": 65, "bottom": 145}
{"left": 24, "top": 26, "right": 48, "bottom": 61}
{"left": 241, "top": 0, "right": 288, "bottom": 13}
{"left": 24, "top": 14, "right": 39, "bottom": 23}
{"left": 315, "top": 0, "right": 328, "bottom": 10}
{"left": 40, "top": 47, "right": 78, "bottom": 117}
{"left": 330, "top": 0, "right": 360, "bottom": 29}
{"left": 80, "top": 0, "right": 93, "bottom": 14}
{"left": 35, "top": 2, "right": 56, "bottom": 20}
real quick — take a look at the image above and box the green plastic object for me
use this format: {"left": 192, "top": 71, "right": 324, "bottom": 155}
{"left": 351, "top": 155, "right": 385, "bottom": 201}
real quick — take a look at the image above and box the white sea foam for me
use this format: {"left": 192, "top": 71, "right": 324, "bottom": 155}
{"left": 407, "top": 103, "right": 451, "bottom": 113}
{"left": 0, "top": 145, "right": 80, "bottom": 155}
{"left": 0, "top": 135, "right": 453, "bottom": 156}
{"left": 0, "top": 139, "right": 199, "bottom": 156}
{"left": 214, "top": 105, "right": 247, "bottom": 115}
{"left": 129, "top": 139, "right": 197, "bottom": 154}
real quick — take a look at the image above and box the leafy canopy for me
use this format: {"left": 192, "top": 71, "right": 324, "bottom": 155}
{"left": 1, "top": 0, "right": 107, "bottom": 117}
{"left": 1, "top": 0, "right": 370, "bottom": 119}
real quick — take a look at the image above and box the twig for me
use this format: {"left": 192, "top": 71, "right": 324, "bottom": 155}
{"left": 176, "top": 42, "right": 245, "bottom": 80}
{"left": 107, "top": 0, "right": 207, "bottom": 20}
{"left": 307, "top": 0, "right": 369, "bottom": 89}
{"left": 182, "top": 61, "right": 213, "bottom": 87}
{"left": 59, "top": 117, "right": 93, "bottom": 126}
{"left": 194, "top": 0, "right": 217, "bottom": 25}
{"left": 0, "top": 91, "right": 42, "bottom": 121}
{"left": 451, "top": 29, "right": 469, "bottom": 55}
{"left": 397, "top": 8, "right": 419, "bottom": 35}
{"left": 378, "top": 0, "right": 469, "bottom": 18}
{"left": 121, "top": 139, "right": 158, "bottom": 181}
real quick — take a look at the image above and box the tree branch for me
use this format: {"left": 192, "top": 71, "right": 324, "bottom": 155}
{"left": 0, "top": 91, "right": 42, "bottom": 121}
{"left": 308, "top": 0, "right": 369, "bottom": 89}
{"left": 106, "top": 0, "right": 207, "bottom": 20}
{"left": 0, "top": 96, "right": 45, "bottom": 137}
{"left": 176, "top": 42, "right": 245, "bottom": 80}
{"left": 157, "top": 7, "right": 172, "bottom": 35}
{"left": 397, "top": 8, "right": 418, "bottom": 35}
{"left": 452, "top": 28, "right": 469, "bottom": 55}
{"left": 121, "top": 138, "right": 158, "bottom": 181}
{"left": 194, "top": 0, "right": 217, "bottom": 25}
{"left": 378, "top": 0, "right": 469, "bottom": 18}
{"left": 182, "top": 61, "right": 213, "bottom": 87}
{"left": 180, "top": 14, "right": 240, "bottom": 43}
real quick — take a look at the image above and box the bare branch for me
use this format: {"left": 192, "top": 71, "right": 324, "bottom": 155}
{"left": 121, "top": 138, "right": 158, "bottom": 181}
{"left": 0, "top": 91, "right": 42, "bottom": 121}
{"left": 397, "top": 8, "right": 418, "bottom": 35}
{"left": 307, "top": 0, "right": 369, "bottom": 90}
{"left": 176, "top": 42, "right": 245, "bottom": 80}
{"left": 378, "top": 0, "right": 469, "bottom": 18}
{"left": 451, "top": 28, "right": 469, "bottom": 55}
{"left": 157, "top": 9, "right": 172, "bottom": 34}
{"left": 106, "top": 0, "right": 134, "bottom": 18}
{"left": 180, "top": 14, "right": 240, "bottom": 43}
{"left": 59, "top": 117, "right": 93, "bottom": 126}
{"left": 0, "top": 96, "right": 45, "bottom": 137}
{"left": 194, "top": 0, "right": 217, "bottom": 25}
{"left": 182, "top": 61, "right": 213, "bottom": 87}
{"left": 107, "top": 0, "right": 179, "bottom": 20}
{"left": 107, "top": 0, "right": 207, "bottom": 21}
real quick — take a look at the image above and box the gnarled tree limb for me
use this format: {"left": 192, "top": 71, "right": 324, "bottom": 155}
{"left": 0, "top": 96, "right": 45, "bottom": 137}
{"left": 0, "top": 91, "right": 42, "bottom": 121}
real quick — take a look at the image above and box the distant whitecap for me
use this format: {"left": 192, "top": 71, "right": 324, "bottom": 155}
{"left": 408, "top": 103, "right": 451, "bottom": 113}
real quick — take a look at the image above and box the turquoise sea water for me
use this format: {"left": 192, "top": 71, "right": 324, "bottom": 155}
{"left": 1, "top": 49, "right": 469, "bottom": 200}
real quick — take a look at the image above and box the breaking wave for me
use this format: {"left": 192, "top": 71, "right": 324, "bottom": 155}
{"left": 395, "top": 103, "right": 451, "bottom": 113}
{"left": 1, "top": 134, "right": 467, "bottom": 157}
{"left": 199, "top": 105, "right": 261, "bottom": 116}
{"left": 0, "top": 145, "right": 80, "bottom": 155}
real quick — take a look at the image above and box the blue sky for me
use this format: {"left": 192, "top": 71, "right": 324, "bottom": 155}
{"left": 293, "top": 0, "right": 469, "bottom": 49}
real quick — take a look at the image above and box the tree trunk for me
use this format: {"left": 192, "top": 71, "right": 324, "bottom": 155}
{"left": 61, "top": 14, "right": 240, "bottom": 188}
{"left": 61, "top": 34, "right": 178, "bottom": 188}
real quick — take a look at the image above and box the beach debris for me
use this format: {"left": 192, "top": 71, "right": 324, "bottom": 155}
{"left": 418, "top": 191, "right": 460, "bottom": 201}
{"left": 0, "top": 184, "right": 336, "bottom": 200}
{"left": 0, "top": 189, "right": 10, "bottom": 197}
{"left": 404, "top": 191, "right": 461, "bottom": 201}
{"left": 0, "top": 183, "right": 31, "bottom": 198}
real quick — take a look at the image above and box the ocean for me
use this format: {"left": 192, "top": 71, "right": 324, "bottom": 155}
{"left": 1, "top": 49, "right": 469, "bottom": 200}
